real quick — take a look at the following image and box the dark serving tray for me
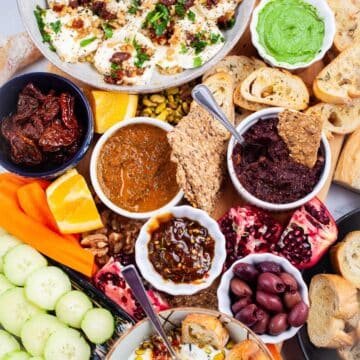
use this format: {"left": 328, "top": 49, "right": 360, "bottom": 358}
{"left": 53, "top": 262, "right": 135, "bottom": 359}
{"left": 297, "top": 208, "right": 360, "bottom": 360}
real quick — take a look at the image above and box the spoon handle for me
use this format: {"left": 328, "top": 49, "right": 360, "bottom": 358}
{"left": 192, "top": 84, "right": 244, "bottom": 144}
{"left": 122, "top": 265, "right": 179, "bottom": 360}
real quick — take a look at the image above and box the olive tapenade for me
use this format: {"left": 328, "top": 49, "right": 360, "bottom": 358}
{"left": 148, "top": 216, "right": 215, "bottom": 283}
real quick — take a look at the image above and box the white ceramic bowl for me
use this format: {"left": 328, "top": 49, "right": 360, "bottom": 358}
{"left": 90, "top": 117, "right": 183, "bottom": 220}
{"left": 106, "top": 307, "right": 274, "bottom": 359}
{"left": 217, "top": 253, "right": 309, "bottom": 344}
{"left": 250, "top": 0, "right": 336, "bottom": 70}
{"left": 227, "top": 107, "right": 332, "bottom": 212}
{"left": 18, "top": 0, "right": 256, "bottom": 93}
{"left": 135, "top": 205, "right": 226, "bottom": 295}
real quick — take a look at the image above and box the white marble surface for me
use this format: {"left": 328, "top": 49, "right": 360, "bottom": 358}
{"left": 1, "top": 0, "right": 360, "bottom": 220}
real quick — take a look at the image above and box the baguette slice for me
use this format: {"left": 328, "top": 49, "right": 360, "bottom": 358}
{"left": 327, "top": 0, "right": 360, "bottom": 52}
{"left": 240, "top": 68, "right": 309, "bottom": 110}
{"left": 181, "top": 314, "right": 229, "bottom": 350}
{"left": 308, "top": 274, "right": 358, "bottom": 348}
{"left": 334, "top": 127, "right": 360, "bottom": 191}
{"left": 306, "top": 99, "right": 360, "bottom": 139}
{"left": 226, "top": 339, "right": 268, "bottom": 360}
{"left": 338, "top": 343, "right": 360, "bottom": 360}
{"left": 202, "top": 55, "right": 267, "bottom": 111}
{"left": 331, "top": 231, "right": 360, "bottom": 288}
{"left": 313, "top": 42, "right": 360, "bottom": 104}
{"left": 192, "top": 71, "right": 235, "bottom": 139}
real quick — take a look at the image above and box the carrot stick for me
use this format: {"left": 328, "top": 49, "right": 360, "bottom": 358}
{"left": 0, "top": 173, "right": 49, "bottom": 189}
{"left": 17, "top": 182, "right": 80, "bottom": 245}
{"left": 0, "top": 193, "right": 95, "bottom": 277}
{"left": 266, "top": 344, "right": 283, "bottom": 360}
{"left": 0, "top": 180, "right": 22, "bottom": 203}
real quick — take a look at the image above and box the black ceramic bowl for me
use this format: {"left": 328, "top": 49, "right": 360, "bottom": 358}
{"left": 0, "top": 72, "right": 93, "bottom": 178}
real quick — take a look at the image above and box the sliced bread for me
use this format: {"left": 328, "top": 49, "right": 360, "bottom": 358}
{"left": 203, "top": 55, "right": 267, "bottom": 111}
{"left": 327, "top": 0, "right": 360, "bottom": 52}
{"left": 334, "top": 127, "right": 360, "bottom": 191}
{"left": 181, "top": 314, "right": 229, "bottom": 350}
{"left": 338, "top": 343, "right": 360, "bottom": 360}
{"left": 308, "top": 274, "right": 358, "bottom": 348}
{"left": 305, "top": 99, "right": 360, "bottom": 139}
{"left": 331, "top": 231, "right": 360, "bottom": 289}
{"left": 313, "top": 42, "right": 360, "bottom": 104}
{"left": 240, "top": 68, "right": 309, "bottom": 110}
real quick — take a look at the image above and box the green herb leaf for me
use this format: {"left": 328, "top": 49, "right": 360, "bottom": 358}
{"left": 34, "top": 6, "right": 56, "bottom": 51}
{"left": 111, "top": 63, "right": 120, "bottom": 70}
{"left": 143, "top": 3, "right": 170, "bottom": 36}
{"left": 80, "top": 37, "right": 97, "bottom": 47}
{"left": 210, "top": 32, "right": 222, "bottom": 44}
{"left": 190, "top": 34, "right": 208, "bottom": 54}
{"left": 193, "top": 56, "right": 202, "bottom": 67}
{"left": 180, "top": 43, "right": 188, "bottom": 54}
{"left": 133, "top": 38, "right": 150, "bottom": 68}
{"left": 128, "top": 0, "right": 141, "bottom": 14}
{"left": 187, "top": 10, "right": 195, "bottom": 22}
{"left": 50, "top": 20, "right": 61, "bottom": 34}
{"left": 175, "top": 3, "right": 185, "bottom": 17}
{"left": 102, "top": 23, "right": 113, "bottom": 39}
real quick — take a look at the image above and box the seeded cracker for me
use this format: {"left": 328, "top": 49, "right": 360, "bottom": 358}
{"left": 167, "top": 72, "right": 235, "bottom": 213}
{"left": 278, "top": 109, "right": 324, "bottom": 168}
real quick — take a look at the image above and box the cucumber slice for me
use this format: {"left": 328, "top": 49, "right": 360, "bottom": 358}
{"left": 0, "top": 274, "right": 14, "bottom": 295}
{"left": 2, "top": 351, "right": 31, "bottom": 360}
{"left": 0, "top": 288, "right": 44, "bottom": 336}
{"left": 55, "top": 290, "right": 93, "bottom": 329}
{"left": 0, "top": 234, "right": 20, "bottom": 273}
{"left": 43, "top": 328, "right": 91, "bottom": 360}
{"left": 0, "top": 330, "right": 20, "bottom": 358}
{"left": 21, "top": 314, "right": 66, "bottom": 356}
{"left": 25, "top": 266, "right": 71, "bottom": 310}
{"left": 3, "top": 245, "right": 47, "bottom": 286}
{"left": 81, "top": 308, "right": 114, "bottom": 344}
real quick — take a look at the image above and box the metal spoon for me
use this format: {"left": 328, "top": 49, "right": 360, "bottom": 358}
{"left": 122, "top": 265, "right": 180, "bottom": 360}
{"left": 191, "top": 84, "right": 244, "bottom": 144}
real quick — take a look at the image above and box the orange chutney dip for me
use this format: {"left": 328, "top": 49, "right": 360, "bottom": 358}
{"left": 97, "top": 124, "right": 179, "bottom": 213}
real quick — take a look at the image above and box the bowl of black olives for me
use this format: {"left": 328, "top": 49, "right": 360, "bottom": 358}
{"left": 217, "top": 253, "right": 309, "bottom": 344}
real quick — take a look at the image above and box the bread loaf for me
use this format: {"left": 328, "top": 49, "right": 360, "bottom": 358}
{"left": 334, "top": 128, "right": 360, "bottom": 191}
{"left": 327, "top": 0, "right": 360, "bottom": 52}
{"left": 331, "top": 231, "right": 360, "bottom": 288}
{"left": 308, "top": 274, "right": 358, "bottom": 348}
{"left": 313, "top": 42, "right": 360, "bottom": 104}
{"left": 305, "top": 99, "right": 360, "bottom": 139}
{"left": 181, "top": 314, "right": 229, "bottom": 350}
{"left": 240, "top": 68, "right": 309, "bottom": 110}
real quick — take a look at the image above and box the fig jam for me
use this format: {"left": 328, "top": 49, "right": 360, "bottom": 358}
{"left": 148, "top": 216, "right": 215, "bottom": 283}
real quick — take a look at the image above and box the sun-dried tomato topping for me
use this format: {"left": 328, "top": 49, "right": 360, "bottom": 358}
{"left": 92, "top": 1, "right": 117, "bottom": 20}
{"left": 110, "top": 52, "right": 131, "bottom": 64}
{"left": 71, "top": 18, "right": 84, "bottom": 29}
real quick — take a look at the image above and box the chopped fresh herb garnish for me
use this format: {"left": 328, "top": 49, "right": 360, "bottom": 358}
{"left": 111, "top": 63, "right": 120, "bottom": 70}
{"left": 219, "top": 17, "right": 236, "bottom": 29}
{"left": 50, "top": 20, "right": 61, "bottom": 34}
{"left": 80, "top": 37, "right": 97, "bottom": 47}
{"left": 193, "top": 56, "right": 202, "bottom": 67}
{"left": 190, "top": 33, "right": 208, "bottom": 54}
{"left": 175, "top": 3, "right": 185, "bottom": 17}
{"left": 102, "top": 23, "right": 113, "bottom": 39}
{"left": 143, "top": 3, "right": 170, "bottom": 36}
{"left": 180, "top": 43, "right": 188, "bottom": 54}
{"left": 34, "top": 6, "right": 56, "bottom": 51}
{"left": 133, "top": 38, "right": 150, "bottom": 68}
{"left": 128, "top": 0, "right": 141, "bottom": 14}
{"left": 187, "top": 10, "right": 195, "bottom": 22}
{"left": 210, "top": 32, "right": 222, "bottom": 44}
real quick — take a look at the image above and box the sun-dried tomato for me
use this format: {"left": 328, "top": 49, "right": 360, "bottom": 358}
{"left": 92, "top": 1, "right": 117, "bottom": 20}
{"left": 10, "top": 133, "right": 43, "bottom": 166}
{"left": 71, "top": 18, "right": 84, "bottom": 29}
{"left": 15, "top": 94, "right": 39, "bottom": 122}
{"left": 39, "top": 96, "right": 60, "bottom": 123}
{"left": 19, "top": 115, "right": 45, "bottom": 141}
{"left": 59, "top": 93, "right": 78, "bottom": 130}
{"left": 39, "top": 121, "right": 77, "bottom": 152}
{"left": 22, "top": 83, "right": 47, "bottom": 101}
{"left": 110, "top": 52, "right": 131, "bottom": 64}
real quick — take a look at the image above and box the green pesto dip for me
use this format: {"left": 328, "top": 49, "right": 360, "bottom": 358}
{"left": 256, "top": 0, "right": 325, "bottom": 65}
